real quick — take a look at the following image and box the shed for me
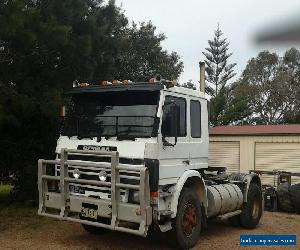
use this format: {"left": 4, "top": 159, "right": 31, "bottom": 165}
{"left": 208, "top": 125, "right": 300, "bottom": 185}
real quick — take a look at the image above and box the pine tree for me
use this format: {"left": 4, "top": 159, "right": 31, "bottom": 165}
{"left": 202, "top": 25, "right": 236, "bottom": 97}
{"left": 181, "top": 80, "right": 196, "bottom": 90}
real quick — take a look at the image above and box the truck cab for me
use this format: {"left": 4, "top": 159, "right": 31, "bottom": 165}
{"left": 38, "top": 80, "right": 263, "bottom": 250}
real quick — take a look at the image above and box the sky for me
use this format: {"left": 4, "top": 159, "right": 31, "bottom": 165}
{"left": 115, "top": 0, "right": 300, "bottom": 88}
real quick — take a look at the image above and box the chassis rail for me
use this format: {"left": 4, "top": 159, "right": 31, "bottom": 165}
{"left": 38, "top": 148, "right": 152, "bottom": 236}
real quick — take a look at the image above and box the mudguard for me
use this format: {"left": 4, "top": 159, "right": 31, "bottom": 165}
{"left": 229, "top": 173, "right": 262, "bottom": 202}
{"left": 169, "top": 170, "right": 207, "bottom": 218}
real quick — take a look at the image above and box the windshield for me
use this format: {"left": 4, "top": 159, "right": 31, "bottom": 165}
{"left": 62, "top": 91, "right": 160, "bottom": 139}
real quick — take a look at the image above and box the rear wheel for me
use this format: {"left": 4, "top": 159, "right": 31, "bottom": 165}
{"left": 170, "top": 188, "right": 202, "bottom": 250}
{"left": 240, "top": 183, "right": 262, "bottom": 229}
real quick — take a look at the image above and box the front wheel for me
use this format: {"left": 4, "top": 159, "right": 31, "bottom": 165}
{"left": 170, "top": 188, "right": 202, "bottom": 250}
{"left": 240, "top": 183, "right": 263, "bottom": 229}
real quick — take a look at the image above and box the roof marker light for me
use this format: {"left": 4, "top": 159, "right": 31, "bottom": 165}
{"left": 112, "top": 80, "right": 122, "bottom": 84}
{"left": 101, "top": 80, "right": 112, "bottom": 85}
{"left": 149, "top": 78, "right": 156, "bottom": 84}
{"left": 79, "top": 83, "right": 89, "bottom": 87}
{"left": 123, "top": 80, "right": 133, "bottom": 84}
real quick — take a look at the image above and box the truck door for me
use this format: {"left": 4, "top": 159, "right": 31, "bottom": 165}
{"left": 189, "top": 98, "right": 209, "bottom": 169}
{"left": 158, "top": 94, "right": 190, "bottom": 185}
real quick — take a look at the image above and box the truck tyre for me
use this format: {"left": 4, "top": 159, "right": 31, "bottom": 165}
{"left": 240, "top": 183, "right": 262, "bottom": 229}
{"left": 290, "top": 184, "right": 300, "bottom": 213}
{"left": 228, "top": 215, "right": 240, "bottom": 227}
{"left": 81, "top": 223, "right": 108, "bottom": 234}
{"left": 277, "top": 182, "right": 294, "bottom": 212}
{"left": 170, "top": 188, "right": 202, "bottom": 250}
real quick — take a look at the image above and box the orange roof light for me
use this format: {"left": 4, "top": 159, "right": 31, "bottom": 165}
{"left": 123, "top": 80, "right": 133, "bottom": 84}
{"left": 149, "top": 78, "right": 156, "bottom": 84}
{"left": 112, "top": 80, "right": 122, "bottom": 84}
{"left": 79, "top": 83, "right": 89, "bottom": 87}
{"left": 101, "top": 80, "right": 113, "bottom": 85}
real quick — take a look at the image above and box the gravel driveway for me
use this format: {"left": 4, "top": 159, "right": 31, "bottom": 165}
{"left": 0, "top": 211, "right": 299, "bottom": 250}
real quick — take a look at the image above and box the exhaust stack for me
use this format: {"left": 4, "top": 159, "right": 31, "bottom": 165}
{"left": 199, "top": 61, "right": 205, "bottom": 93}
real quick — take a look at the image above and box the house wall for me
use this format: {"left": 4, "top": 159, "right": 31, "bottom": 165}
{"left": 209, "top": 135, "right": 300, "bottom": 174}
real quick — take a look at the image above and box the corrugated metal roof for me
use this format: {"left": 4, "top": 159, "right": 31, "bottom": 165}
{"left": 209, "top": 125, "right": 300, "bottom": 135}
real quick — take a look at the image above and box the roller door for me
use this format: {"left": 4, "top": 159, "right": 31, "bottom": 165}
{"left": 255, "top": 143, "right": 300, "bottom": 185}
{"left": 208, "top": 141, "right": 240, "bottom": 173}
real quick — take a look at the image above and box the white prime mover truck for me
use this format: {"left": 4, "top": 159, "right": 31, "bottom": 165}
{"left": 38, "top": 63, "right": 263, "bottom": 249}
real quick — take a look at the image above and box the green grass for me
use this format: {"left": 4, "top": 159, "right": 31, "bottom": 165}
{"left": 0, "top": 184, "right": 13, "bottom": 203}
{"left": 0, "top": 184, "right": 53, "bottom": 230}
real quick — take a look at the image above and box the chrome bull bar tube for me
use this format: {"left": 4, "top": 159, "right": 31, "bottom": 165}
{"left": 38, "top": 148, "right": 152, "bottom": 236}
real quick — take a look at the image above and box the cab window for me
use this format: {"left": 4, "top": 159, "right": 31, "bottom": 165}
{"left": 190, "top": 100, "right": 201, "bottom": 138}
{"left": 162, "top": 96, "right": 186, "bottom": 137}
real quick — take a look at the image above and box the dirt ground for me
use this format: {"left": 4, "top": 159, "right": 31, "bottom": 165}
{"left": 0, "top": 211, "right": 299, "bottom": 250}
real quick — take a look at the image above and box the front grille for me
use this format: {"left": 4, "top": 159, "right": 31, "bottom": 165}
{"left": 55, "top": 153, "right": 142, "bottom": 201}
{"left": 57, "top": 165, "right": 140, "bottom": 185}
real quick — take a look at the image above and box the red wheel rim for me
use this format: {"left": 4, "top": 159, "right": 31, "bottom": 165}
{"left": 182, "top": 203, "right": 197, "bottom": 237}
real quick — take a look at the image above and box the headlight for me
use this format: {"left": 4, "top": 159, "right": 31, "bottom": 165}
{"left": 73, "top": 168, "right": 80, "bottom": 179}
{"left": 99, "top": 170, "right": 107, "bottom": 182}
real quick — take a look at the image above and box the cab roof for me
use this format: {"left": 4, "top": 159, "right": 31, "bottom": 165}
{"left": 66, "top": 82, "right": 206, "bottom": 99}
{"left": 66, "top": 82, "right": 163, "bottom": 95}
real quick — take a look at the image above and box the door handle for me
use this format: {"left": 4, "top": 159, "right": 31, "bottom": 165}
{"left": 183, "top": 160, "right": 190, "bottom": 165}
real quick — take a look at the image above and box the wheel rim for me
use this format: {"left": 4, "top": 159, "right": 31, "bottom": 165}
{"left": 251, "top": 195, "right": 260, "bottom": 219}
{"left": 182, "top": 202, "right": 197, "bottom": 237}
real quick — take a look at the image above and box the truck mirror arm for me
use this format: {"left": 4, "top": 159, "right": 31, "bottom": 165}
{"left": 162, "top": 136, "right": 176, "bottom": 147}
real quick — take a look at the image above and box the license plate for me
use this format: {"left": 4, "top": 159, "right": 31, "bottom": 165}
{"left": 81, "top": 203, "right": 98, "bottom": 219}
{"left": 69, "top": 185, "right": 85, "bottom": 194}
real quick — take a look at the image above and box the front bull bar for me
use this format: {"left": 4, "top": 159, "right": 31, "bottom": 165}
{"left": 38, "top": 148, "right": 152, "bottom": 236}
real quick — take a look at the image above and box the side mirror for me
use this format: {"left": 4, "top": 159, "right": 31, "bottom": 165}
{"left": 162, "top": 103, "right": 178, "bottom": 147}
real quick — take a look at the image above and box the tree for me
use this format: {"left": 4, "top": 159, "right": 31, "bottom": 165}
{"left": 181, "top": 80, "right": 196, "bottom": 90}
{"left": 202, "top": 25, "right": 236, "bottom": 97}
{"left": 114, "top": 22, "right": 183, "bottom": 81}
{"left": 224, "top": 50, "right": 300, "bottom": 125}
{"left": 282, "top": 48, "right": 300, "bottom": 123}
{"left": 218, "top": 82, "right": 255, "bottom": 125}
{"left": 202, "top": 25, "right": 236, "bottom": 126}
{"left": 0, "top": 0, "right": 183, "bottom": 200}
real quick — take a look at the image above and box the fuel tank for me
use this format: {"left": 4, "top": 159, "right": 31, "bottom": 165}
{"left": 207, "top": 184, "right": 243, "bottom": 218}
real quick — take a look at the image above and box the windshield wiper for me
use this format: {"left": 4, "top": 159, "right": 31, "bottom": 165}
{"left": 117, "top": 127, "right": 136, "bottom": 141}
{"left": 117, "top": 134, "right": 136, "bottom": 141}
{"left": 77, "top": 134, "right": 94, "bottom": 140}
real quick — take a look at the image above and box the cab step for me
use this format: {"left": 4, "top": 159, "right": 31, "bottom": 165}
{"left": 216, "top": 210, "right": 241, "bottom": 220}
